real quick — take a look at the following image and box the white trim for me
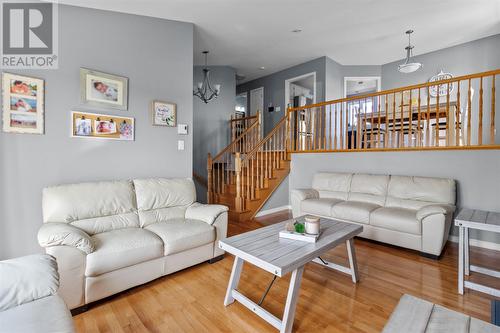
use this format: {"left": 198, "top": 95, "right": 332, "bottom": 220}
{"left": 255, "top": 205, "right": 291, "bottom": 217}
{"left": 343, "top": 76, "right": 381, "bottom": 98}
{"left": 448, "top": 235, "right": 500, "bottom": 251}
{"left": 285, "top": 72, "right": 317, "bottom": 110}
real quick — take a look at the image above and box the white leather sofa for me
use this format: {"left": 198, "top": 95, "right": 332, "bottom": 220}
{"left": 0, "top": 254, "right": 75, "bottom": 333}
{"left": 291, "top": 173, "right": 456, "bottom": 257}
{"left": 37, "top": 178, "right": 228, "bottom": 310}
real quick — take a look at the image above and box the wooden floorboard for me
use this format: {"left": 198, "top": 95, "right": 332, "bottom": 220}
{"left": 74, "top": 210, "right": 499, "bottom": 332}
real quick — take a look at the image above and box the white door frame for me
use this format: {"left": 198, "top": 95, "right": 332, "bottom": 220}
{"left": 236, "top": 91, "right": 248, "bottom": 114}
{"left": 343, "top": 76, "right": 381, "bottom": 98}
{"left": 250, "top": 87, "right": 264, "bottom": 134}
{"left": 285, "top": 72, "right": 317, "bottom": 110}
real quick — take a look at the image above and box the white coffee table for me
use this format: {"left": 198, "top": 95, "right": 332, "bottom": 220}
{"left": 219, "top": 216, "right": 363, "bottom": 333}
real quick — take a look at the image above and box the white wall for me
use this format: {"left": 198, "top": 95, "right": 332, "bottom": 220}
{"left": 290, "top": 150, "right": 500, "bottom": 243}
{"left": 0, "top": 5, "right": 194, "bottom": 259}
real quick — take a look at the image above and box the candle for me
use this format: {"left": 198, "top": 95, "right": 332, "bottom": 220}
{"left": 305, "top": 215, "right": 320, "bottom": 235}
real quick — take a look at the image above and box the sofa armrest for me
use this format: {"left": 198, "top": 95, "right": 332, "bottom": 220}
{"left": 38, "top": 223, "right": 94, "bottom": 254}
{"left": 417, "top": 204, "right": 455, "bottom": 222}
{"left": 185, "top": 203, "right": 229, "bottom": 225}
{"left": 290, "top": 189, "right": 319, "bottom": 217}
{"left": 291, "top": 189, "right": 319, "bottom": 201}
{"left": 0, "top": 254, "right": 59, "bottom": 312}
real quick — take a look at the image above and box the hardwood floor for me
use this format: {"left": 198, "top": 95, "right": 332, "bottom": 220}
{"left": 74, "top": 211, "right": 499, "bottom": 332}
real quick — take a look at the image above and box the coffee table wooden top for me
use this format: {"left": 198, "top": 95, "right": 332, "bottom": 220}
{"left": 219, "top": 217, "right": 362, "bottom": 277}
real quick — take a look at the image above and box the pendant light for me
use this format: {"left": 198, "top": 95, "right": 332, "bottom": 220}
{"left": 193, "top": 51, "right": 221, "bottom": 103}
{"left": 398, "top": 30, "right": 422, "bottom": 73}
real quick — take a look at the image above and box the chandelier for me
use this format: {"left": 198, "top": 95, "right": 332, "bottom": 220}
{"left": 193, "top": 51, "right": 221, "bottom": 103}
{"left": 398, "top": 30, "right": 422, "bottom": 73}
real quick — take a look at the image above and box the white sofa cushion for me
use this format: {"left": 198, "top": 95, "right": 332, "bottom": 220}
{"left": 0, "top": 295, "right": 75, "bottom": 333}
{"left": 331, "top": 201, "right": 380, "bottom": 224}
{"left": 0, "top": 254, "right": 59, "bottom": 312}
{"left": 86, "top": 228, "right": 163, "bottom": 276}
{"left": 145, "top": 220, "right": 215, "bottom": 256}
{"left": 312, "top": 172, "right": 352, "bottom": 200}
{"left": 134, "top": 178, "right": 196, "bottom": 226}
{"left": 386, "top": 176, "right": 456, "bottom": 210}
{"left": 301, "top": 198, "right": 343, "bottom": 216}
{"left": 42, "top": 180, "right": 137, "bottom": 224}
{"left": 371, "top": 207, "right": 420, "bottom": 235}
{"left": 349, "top": 174, "right": 389, "bottom": 206}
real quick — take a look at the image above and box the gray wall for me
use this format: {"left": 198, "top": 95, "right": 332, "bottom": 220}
{"left": 290, "top": 151, "right": 500, "bottom": 244}
{"left": 237, "top": 57, "right": 327, "bottom": 134}
{"left": 325, "top": 57, "right": 343, "bottom": 100}
{"left": 193, "top": 66, "right": 236, "bottom": 202}
{"left": 381, "top": 34, "right": 500, "bottom": 90}
{"left": 0, "top": 5, "right": 194, "bottom": 259}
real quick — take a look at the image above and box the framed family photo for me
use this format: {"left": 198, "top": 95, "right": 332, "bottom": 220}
{"left": 152, "top": 100, "right": 176, "bottom": 127}
{"left": 80, "top": 68, "right": 128, "bottom": 110}
{"left": 2, "top": 73, "right": 44, "bottom": 134}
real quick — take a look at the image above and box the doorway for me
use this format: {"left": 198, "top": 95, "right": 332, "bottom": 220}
{"left": 285, "top": 72, "right": 316, "bottom": 110}
{"left": 343, "top": 76, "right": 381, "bottom": 148}
{"left": 250, "top": 87, "right": 264, "bottom": 135}
{"left": 285, "top": 72, "right": 316, "bottom": 150}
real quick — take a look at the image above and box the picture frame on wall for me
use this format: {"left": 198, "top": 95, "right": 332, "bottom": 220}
{"left": 151, "top": 100, "right": 176, "bottom": 127}
{"left": 2, "top": 73, "right": 45, "bottom": 134}
{"left": 71, "top": 111, "right": 134, "bottom": 141}
{"left": 80, "top": 68, "right": 128, "bottom": 110}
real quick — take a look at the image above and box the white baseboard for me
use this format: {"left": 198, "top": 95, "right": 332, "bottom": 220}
{"left": 255, "top": 205, "right": 291, "bottom": 218}
{"left": 448, "top": 235, "right": 500, "bottom": 252}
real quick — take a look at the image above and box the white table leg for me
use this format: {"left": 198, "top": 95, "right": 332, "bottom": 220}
{"left": 464, "top": 227, "right": 470, "bottom": 276}
{"left": 281, "top": 266, "right": 304, "bottom": 333}
{"left": 458, "top": 226, "right": 464, "bottom": 295}
{"left": 224, "top": 256, "right": 244, "bottom": 306}
{"left": 346, "top": 239, "right": 359, "bottom": 283}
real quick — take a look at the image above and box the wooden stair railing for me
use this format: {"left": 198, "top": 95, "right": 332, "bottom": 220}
{"left": 230, "top": 113, "right": 259, "bottom": 143}
{"left": 207, "top": 111, "right": 261, "bottom": 204}
{"left": 287, "top": 69, "right": 500, "bottom": 153}
{"left": 234, "top": 116, "right": 289, "bottom": 216}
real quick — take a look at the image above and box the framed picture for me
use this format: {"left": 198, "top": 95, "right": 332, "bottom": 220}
{"left": 151, "top": 100, "right": 176, "bottom": 127}
{"left": 80, "top": 68, "right": 128, "bottom": 110}
{"left": 71, "top": 111, "right": 134, "bottom": 141}
{"left": 2, "top": 73, "right": 44, "bottom": 134}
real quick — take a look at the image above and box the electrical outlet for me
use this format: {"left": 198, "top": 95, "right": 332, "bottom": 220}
{"left": 178, "top": 140, "right": 185, "bottom": 151}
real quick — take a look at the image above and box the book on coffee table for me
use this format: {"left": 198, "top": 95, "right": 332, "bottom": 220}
{"left": 279, "top": 230, "right": 321, "bottom": 243}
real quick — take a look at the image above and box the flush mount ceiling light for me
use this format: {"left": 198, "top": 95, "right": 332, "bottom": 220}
{"left": 398, "top": 30, "right": 422, "bottom": 74}
{"left": 259, "top": 66, "right": 265, "bottom": 70}
{"left": 193, "top": 51, "right": 221, "bottom": 104}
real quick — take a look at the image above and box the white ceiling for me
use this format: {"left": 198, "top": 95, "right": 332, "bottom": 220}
{"left": 57, "top": 0, "right": 500, "bottom": 83}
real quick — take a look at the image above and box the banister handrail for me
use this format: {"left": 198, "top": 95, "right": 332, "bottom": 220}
{"left": 229, "top": 114, "right": 258, "bottom": 122}
{"left": 212, "top": 118, "right": 261, "bottom": 161}
{"left": 242, "top": 116, "right": 287, "bottom": 161}
{"left": 287, "top": 68, "right": 500, "bottom": 112}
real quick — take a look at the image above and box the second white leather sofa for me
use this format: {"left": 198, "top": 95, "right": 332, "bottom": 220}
{"left": 37, "top": 178, "right": 228, "bottom": 310}
{"left": 291, "top": 172, "right": 456, "bottom": 257}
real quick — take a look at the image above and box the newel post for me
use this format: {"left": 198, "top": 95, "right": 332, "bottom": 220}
{"left": 230, "top": 114, "right": 235, "bottom": 143}
{"left": 207, "top": 153, "right": 213, "bottom": 204}
{"left": 235, "top": 152, "right": 243, "bottom": 212}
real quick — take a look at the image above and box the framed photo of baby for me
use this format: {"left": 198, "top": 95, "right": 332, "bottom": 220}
{"left": 80, "top": 68, "right": 128, "bottom": 110}
{"left": 2, "top": 73, "right": 45, "bottom": 134}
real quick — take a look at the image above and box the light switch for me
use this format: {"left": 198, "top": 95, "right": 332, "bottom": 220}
{"left": 177, "top": 124, "right": 188, "bottom": 135}
{"left": 275, "top": 106, "right": 281, "bottom": 112}
{"left": 178, "top": 140, "right": 185, "bottom": 151}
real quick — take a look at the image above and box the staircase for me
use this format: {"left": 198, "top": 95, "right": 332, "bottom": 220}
{"left": 208, "top": 113, "right": 290, "bottom": 222}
